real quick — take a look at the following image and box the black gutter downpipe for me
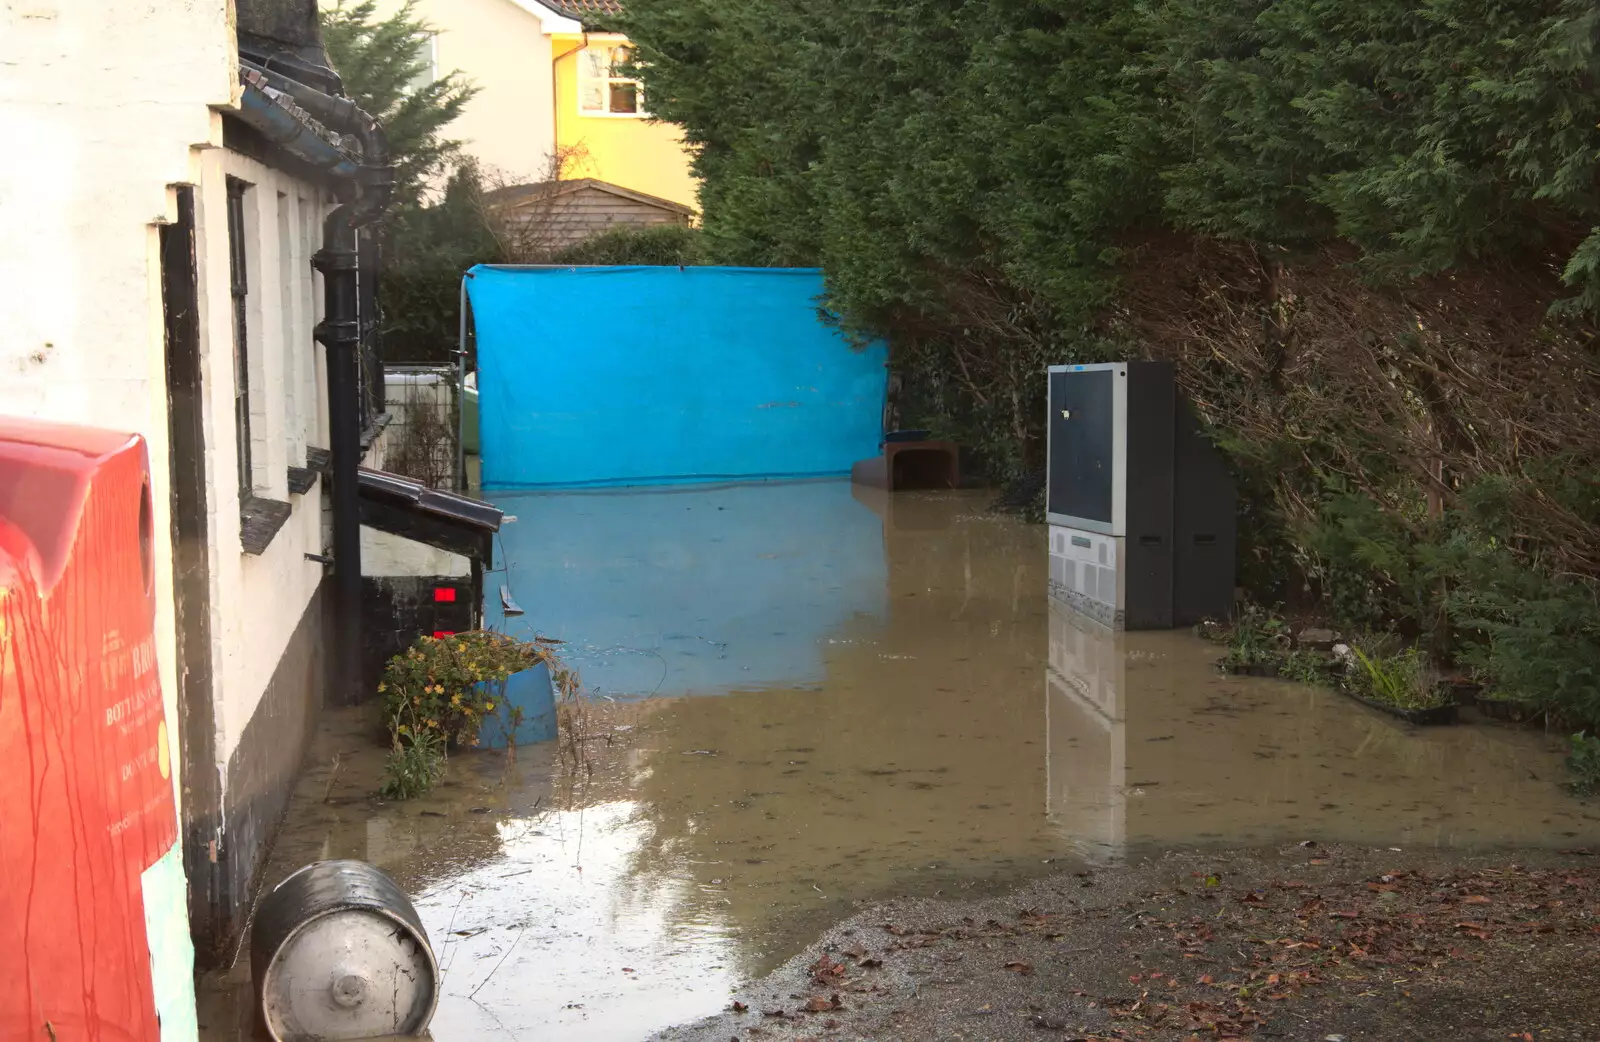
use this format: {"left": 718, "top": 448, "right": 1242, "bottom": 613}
{"left": 247, "top": 60, "right": 395, "bottom": 702}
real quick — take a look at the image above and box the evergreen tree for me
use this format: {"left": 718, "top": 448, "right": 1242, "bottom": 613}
{"left": 320, "top": 0, "right": 479, "bottom": 207}
{"left": 320, "top": 0, "right": 498, "bottom": 362}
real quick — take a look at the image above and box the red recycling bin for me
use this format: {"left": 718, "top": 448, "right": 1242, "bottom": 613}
{"left": 0, "top": 417, "right": 186, "bottom": 1041}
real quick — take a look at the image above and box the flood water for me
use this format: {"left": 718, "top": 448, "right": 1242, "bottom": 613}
{"left": 201, "top": 482, "right": 1600, "bottom": 1041}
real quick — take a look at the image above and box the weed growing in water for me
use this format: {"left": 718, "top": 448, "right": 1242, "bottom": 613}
{"left": 381, "top": 727, "right": 446, "bottom": 800}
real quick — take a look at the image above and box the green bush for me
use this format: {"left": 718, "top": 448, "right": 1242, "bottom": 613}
{"left": 552, "top": 224, "right": 705, "bottom": 266}
{"left": 1299, "top": 491, "right": 1435, "bottom": 633}
{"left": 379, "top": 164, "right": 503, "bottom": 364}
{"left": 378, "top": 631, "right": 573, "bottom": 798}
{"left": 1565, "top": 734, "right": 1600, "bottom": 797}
{"left": 1450, "top": 561, "right": 1600, "bottom": 729}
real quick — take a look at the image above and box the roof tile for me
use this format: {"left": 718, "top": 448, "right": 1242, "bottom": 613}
{"left": 541, "top": 0, "right": 624, "bottom": 22}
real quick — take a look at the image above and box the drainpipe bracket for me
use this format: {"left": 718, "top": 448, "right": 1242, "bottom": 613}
{"left": 358, "top": 164, "right": 396, "bottom": 194}
{"left": 312, "top": 248, "right": 358, "bottom": 275}
{"left": 314, "top": 318, "right": 360, "bottom": 347}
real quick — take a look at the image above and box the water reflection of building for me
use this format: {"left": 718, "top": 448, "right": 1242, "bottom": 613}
{"left": 1045, "top": 603, "right": 1126, "bottom": 861}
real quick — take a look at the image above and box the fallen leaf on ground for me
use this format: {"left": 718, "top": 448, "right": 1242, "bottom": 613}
{"left": 1005, "top": 961, "right": 1035, "bottom": 975}
{"left": 810, "top": 957, "right": 847, "bottom": 986}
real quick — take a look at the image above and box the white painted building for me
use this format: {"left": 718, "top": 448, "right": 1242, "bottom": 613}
{"left": 0, "top": 0, "right": 413, "bottom": 992}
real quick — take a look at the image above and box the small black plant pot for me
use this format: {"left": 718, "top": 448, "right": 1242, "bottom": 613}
{"left": 1339, "top": 686, "right": 1459, "bottom": 726}
{"left": 1218, "top": 657, "right": 1281, "bottom": 678}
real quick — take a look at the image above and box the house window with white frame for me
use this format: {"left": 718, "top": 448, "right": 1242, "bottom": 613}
{"left": 406, "top": 32, "right": 438, "bottom": 93}
{"left": 578, "top": 44, "right": 644, "bottom": 116}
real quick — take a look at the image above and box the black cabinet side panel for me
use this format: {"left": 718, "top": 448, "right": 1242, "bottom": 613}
{"left": 1173, "top": 396, "right": 1238, "bottom": 625}
{"left": 1123, "top": 362, "right": 1175, "bottom": 628}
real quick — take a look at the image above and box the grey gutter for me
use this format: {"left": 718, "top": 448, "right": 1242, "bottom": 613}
{"left": 235, "top": 66, "right": 361, "bottom": 178}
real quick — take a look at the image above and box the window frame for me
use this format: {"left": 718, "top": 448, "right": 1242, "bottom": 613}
{"left": 576, "top": 43, "right": 648, "bottom": 118}
{"left": 406, "top": 32, "right": 439, "bottom": 94}
{"left": 225, "top": 176, "right": 253, "bottom": 499}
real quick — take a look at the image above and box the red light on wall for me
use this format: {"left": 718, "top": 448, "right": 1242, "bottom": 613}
{"left": 433, "top": 587, "right": 457, "bottom": 603}
{"left": 433, "top": 630, "right": 455, "bottom": 639}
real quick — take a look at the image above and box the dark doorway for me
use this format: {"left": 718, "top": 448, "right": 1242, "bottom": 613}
{"left": 161, "top": 184, "right": 225, "bottom": 964}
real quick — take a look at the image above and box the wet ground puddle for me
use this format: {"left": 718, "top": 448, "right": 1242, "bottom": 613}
{"left": 204, "top": 483, "right": 1600, "bottom": 1040}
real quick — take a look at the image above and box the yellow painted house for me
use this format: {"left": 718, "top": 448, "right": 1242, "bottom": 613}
{"left": 546, "top": 0, "right": 699, "bottom": 208}
{"left": 367, "top": 0, "right": 697, "bottom": 209}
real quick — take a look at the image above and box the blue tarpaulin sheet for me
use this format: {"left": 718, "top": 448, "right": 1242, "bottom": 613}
{"left": 466, "top": 265, "right": 888, "bottom": 489}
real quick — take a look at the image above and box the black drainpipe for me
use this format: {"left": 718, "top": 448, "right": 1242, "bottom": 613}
{"left": 245, "top": 61, "right": 395, "bottom": 701}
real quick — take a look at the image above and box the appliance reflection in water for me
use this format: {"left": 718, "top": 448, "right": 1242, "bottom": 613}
{"left": 1045, "top": 602, "right": 1127, "bottom": 862}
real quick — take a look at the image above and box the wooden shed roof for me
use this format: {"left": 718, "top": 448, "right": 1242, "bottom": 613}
{"left": 486, "top": 177, "right": 696, "bottom": 216}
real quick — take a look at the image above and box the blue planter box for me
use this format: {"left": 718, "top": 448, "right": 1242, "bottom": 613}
{"left": 475, "top": 661, "right": 557, "bottom": 749}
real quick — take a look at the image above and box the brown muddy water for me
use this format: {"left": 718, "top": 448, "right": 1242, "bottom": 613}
{"left": 199, "top": 483, "right": 1600, "bottom": 1041}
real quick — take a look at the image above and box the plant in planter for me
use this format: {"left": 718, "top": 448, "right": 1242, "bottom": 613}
{"left": 1475, "top": 689, "right": 1543, "bottom": 724}
{"left": 378, "top": 630, "right": 574, "bottom": 798}
{"left": 1345, "top": 645, "right": 1456, "bottom": 724}
{"left": 1219, "top": 605, "right": 1292, "bottom": 675}
{"left": 1280, "top": 647, "right": 1336, "bottom": 685}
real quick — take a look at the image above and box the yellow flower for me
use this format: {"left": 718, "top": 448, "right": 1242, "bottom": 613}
{"left": 377, "top": 682, "right": 387, "bottom": 693}
{"left": 484, "top": 701, "right": 495, "bottom": 711}
{"left": 450, "top": 694, "right": 462, "bottom": 706}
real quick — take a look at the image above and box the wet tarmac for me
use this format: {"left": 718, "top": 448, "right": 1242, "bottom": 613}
{"left": 199, "top": 483, "right": 1600, "bottom": 1041}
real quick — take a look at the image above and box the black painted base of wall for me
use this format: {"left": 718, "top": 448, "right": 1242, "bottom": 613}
{"left": 187, "top": 582, "right": 329, "bottom": 968}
